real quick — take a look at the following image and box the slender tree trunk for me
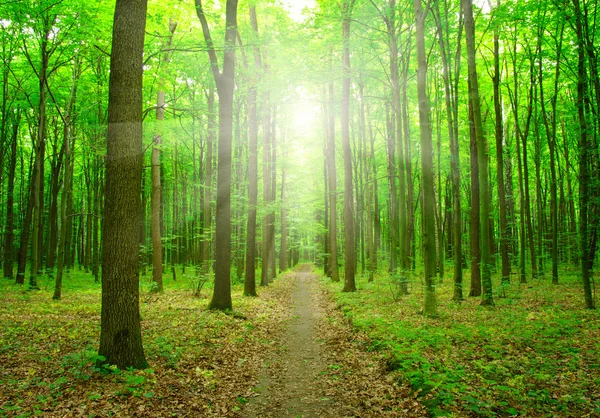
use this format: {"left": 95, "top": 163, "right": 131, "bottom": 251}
{"left": 464, "top": 0, "right": 494, "bottom": 305}
{"left": 195, "top": 0, "right": 238, "bottom": 310}
{"left": 261, "top": 96, "right": 272, "bottom": 286}
{"left": 53, "top": 55, "right": 79, "bottom": 300}
{"left": 279, "top": 134, "right": 288, "bottom": 273}
{"left": 573, "top": 0, "right": 595, "bottom": 309}
{"left": 327, "top": 57, "right": 339, "bottom": 282}
{"left": 468, "top": 81, "right": 481, "bottom": 297}
{"left": 3, "top": 112, "right": 19, "bottom": 280}
{"left": 492, "top": 6, "right": 510, "bottom": 286}
{"left": 341, "top": 0, "right": 355, "bottom": 292}
{"left": 270, "top": 112, "right": 277, "bottom": 280}
{"left": 244, "top": 5, "right": 260, "bottom": 296}
{"left": 415, "top": 0, "right": 437, "bottom": 314}
{"left": 386, "top": 106, "right": 399, "bottom": 278}
{"left": 434, "top": 2, "right": 463, "bottom": 300}
{"left": 539, "top": 20, "right": 564, "bottom": 285}
{"left": 202, "top": 88, "right": 215, "bottom": 274}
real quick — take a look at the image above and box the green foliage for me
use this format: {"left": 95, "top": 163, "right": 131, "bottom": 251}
{"left": 60, "top": 347, "right": 105, "bottom": 380}
{"left": 323, "top": 269, "right": 600, "bottom": 417}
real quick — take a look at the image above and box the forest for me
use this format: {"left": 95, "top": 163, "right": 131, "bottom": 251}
{"left": 1, "top": 0, "right": 599, "bottom": 416}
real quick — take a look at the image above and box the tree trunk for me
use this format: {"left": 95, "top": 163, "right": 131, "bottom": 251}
{"left": 195, "top": 0, "right": 238, "bottom": 310}
{"left": 492, "top": 4, "right": 510, "bottom": 286}
{"left": 464, "top": 0, "right": 493, "bottom": 306}
{"left": 415, "top": 0, "right": 437, "bottom": 315}
{"left": 244, "top": 5, "right": 260, "bottom": 296}
{"left": 468, "top": 80, "right": 481, "bottom": 297}
{"left": 341, "top": 0, "right": 355, "bottom": 292}
{"left": 202, "top": 88, "right": 215, "bottom": 273}
{"left": 3, "top": 112, "right": 20, "bottom": 280}
{"left": 98, "top": 0, "right": 149, "bottom": 369}
{"left": 327, "top": 56, "right": 339, "bottom": 283}
{"left": 573, "top": 0, "right": 595, "bottom": 309}
{"left": 434, "top": 1, "right": 463, "bottom": 300}
{"left": 53, "top": 54, "right": 79, "bottom": 300}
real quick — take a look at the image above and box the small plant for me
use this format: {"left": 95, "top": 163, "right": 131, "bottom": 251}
{"left": 61, "top": 347, "right": 105, "bottom": 380}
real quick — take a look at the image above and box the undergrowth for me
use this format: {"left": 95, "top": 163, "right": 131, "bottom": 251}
{"left": 322, "top": 265, "right": 600, "bottom": 417}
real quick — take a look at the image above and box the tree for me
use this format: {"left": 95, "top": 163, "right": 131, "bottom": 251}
{"left": 572, "top": 0, "right": 595, "bottom": 309}
{"left": 415, "top": 0, "right": 436, "bottom": 315}
{"left": 244, "top": 5, "right": 261, "bottom": 297}
{"left": 98, "top": 0, "right": 149, "bottom": 369}
{"left": 463, "top": 0, "right": 493, "bottom": 306}
{"left": 341, "top": 0, "right": 356, "bottom": 293}
{"left": 195, "top": 0, "right": 239, "bottom": 310}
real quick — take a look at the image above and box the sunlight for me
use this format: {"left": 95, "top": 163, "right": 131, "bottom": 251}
{"left": 291, "top": 88, "right": 320, "bottom": 136}
{"left": 281, "top": 0, "right": 316, "bottom": 22}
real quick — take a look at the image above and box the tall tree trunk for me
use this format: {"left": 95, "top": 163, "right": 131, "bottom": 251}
{"left": 3, "top": 112, "right": 19, "bottom": 280}
{"left": 270, "top": 112, "right": 277, "bottom": 280}
{"left": 492, "top": 3, "right": 510, "bottom": 286}
{"left": 468, "top": 80, "right": 481, "bottom": 297}
{"left": 98, "top": 0, "right": 149, "bottom": 369}
{"left": 434, "top": 1, "right": 463, "bottom": 300}
{"left": 53, "top": 54, "right": 79, "bottom": 300}
{"left": 341, "top": 0, "right": 356, "bottom": 292}
{"left": 261, "top": 96, "right": 272, "bottom": 286}
{"left": 202, "top": 88, "right": 215, "bottom": 273}
{"left": 539, "top": 19, "right": 564, "bottom": 285}
{"left": 279, "top": 133, "right": 288, "bottom": 273}
{"left": 195, "top": 0, "right": 238, "bottom": 310}
{"left": 150, "top": 19, "right": 176, "bottom": 292}
{"left": 386, "top": 105, "right": 399, "bottom": 278}
{"left": 573, "top": 0, "right": 595, "bottom": 309}
{"left": 464, "top": 0, "right": 493, "bottom": 305}
{"left": 415, "top": 0, "right": 437, "bottom": 315}
{"left": 327, "top": 56, "right": 339, "bottom": 282}
{"left": 244, "top": 5, "right": 260, "bottom": 296}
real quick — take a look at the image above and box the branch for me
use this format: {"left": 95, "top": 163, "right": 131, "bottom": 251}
{"left": 194, "top": 0, "right": 222, "bottom": 85}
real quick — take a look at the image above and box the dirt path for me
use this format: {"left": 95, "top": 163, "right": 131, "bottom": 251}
{"left": 243, "top": 265, "right": 426, "bottom": 417}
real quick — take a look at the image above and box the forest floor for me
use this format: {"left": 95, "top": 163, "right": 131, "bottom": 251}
{"left": 243, "top": 264, "right": 425, "bottom": 417}
{"left": 0, "top": 265, "right": 425, "bottom": 417}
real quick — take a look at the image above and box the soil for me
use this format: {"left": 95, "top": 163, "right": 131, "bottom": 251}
{"left": 242, "top": 265, "right": 426, "bottom": 418}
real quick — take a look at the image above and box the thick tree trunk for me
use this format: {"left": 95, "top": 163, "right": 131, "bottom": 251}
{"left": 98, "top": 0, "right": 149, "bottom": 369}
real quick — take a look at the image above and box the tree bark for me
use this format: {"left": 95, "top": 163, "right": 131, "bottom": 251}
{"left": 415, "top": 0, "right": 437, "bottom": 315}
{"left": 98, "top": 0, "right": 149, "bottom": 369}
{"left": 3, "top": 112, "right": 20, "bottom": 280}
{"left": 464, "top": 0, "right": 493, "bottom": 306}
{"left": 195, "top": 0, "right": 238, "bottom": 310}
{"left": 341, "top": 0, "right": 356, "bottom": 292}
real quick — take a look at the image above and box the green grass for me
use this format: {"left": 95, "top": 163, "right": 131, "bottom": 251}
{"left": 321, "top": 265, "right": 600, "bottom": 417}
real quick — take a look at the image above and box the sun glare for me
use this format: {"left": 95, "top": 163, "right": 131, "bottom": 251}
{"left": 281, "top": 0, "right": 316, "bottom": 22}
{"left": 291, "top": 87, "right": 320, "bottom": 136}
